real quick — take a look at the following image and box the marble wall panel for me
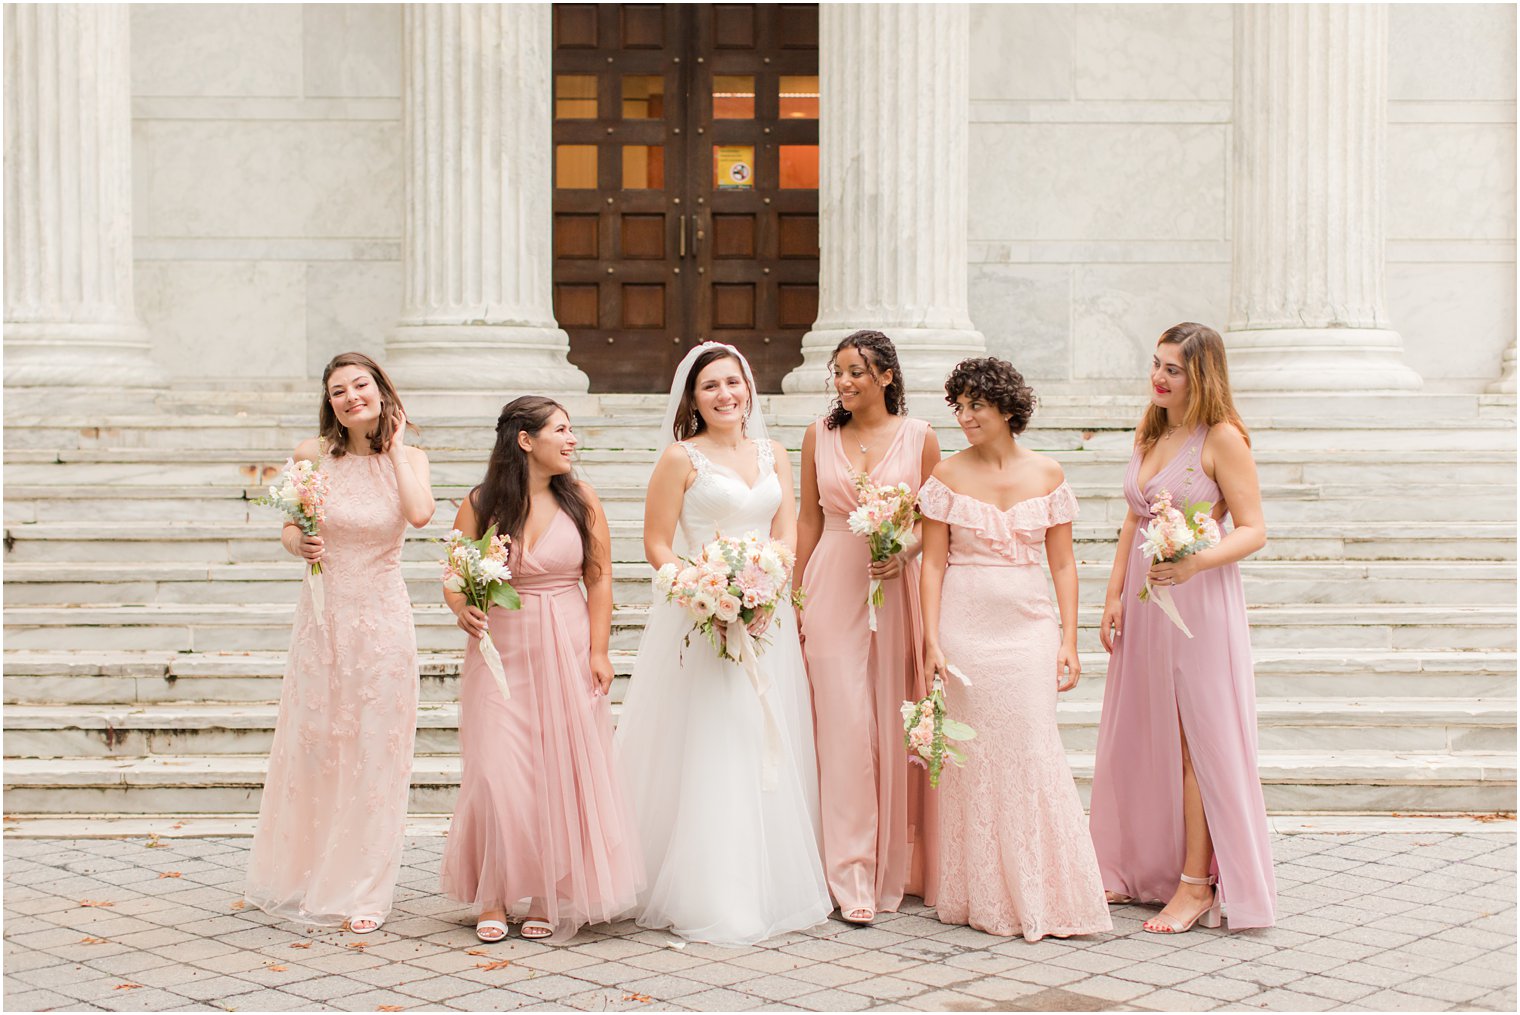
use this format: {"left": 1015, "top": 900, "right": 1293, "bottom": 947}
{"left": 1071, "top": 263, "right": 1229, "bottom": 380}
{"left": 1388, "top": 262, "right": 1516, "bottom": 383}
{"left": 1390, "top": 4, "right": 1517, "bottom": 102}
{"left": 137, "top": 262, "right": 306, "bottom": 379}
{"left": 968, "top": 4, "right": 1072, "bottom": 101}
{"left": 305, "top": 261, "right": 405, "bottom": 378}
{"left": 968, "top": 124, "right": 1227, "bottom": 241}
{"left": 131, "top": 4, "right": 303, "bottom": 98}
{"left": 137, "top": 120, "right": 402, "bottom": 238}
{"left": 1388, "top": 124, "right": 1516, "bottom": 241}
{"left": 303, "top": 4, "right": 403, "bottom": 99}
{"left": 1072, "top": 4, "right": 1231, "bottom": 101}
{"left": 967, "top": 263, "right": 1072, "bottom": 381}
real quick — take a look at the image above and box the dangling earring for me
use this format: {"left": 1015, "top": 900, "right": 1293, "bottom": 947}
{"left": 689, "top": 409, "right": 699, "bottom": 432}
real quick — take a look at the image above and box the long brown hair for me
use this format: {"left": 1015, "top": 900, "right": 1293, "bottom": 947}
{"left": 1136, "top": 323, "right": 1250, "bottom": 450}
{"left": 471, "top": 396, "right": 599, "bottom": 578}
{"left": 318, "top": 352, "right": 417, "bottom": 457}
{"left": 671, "top": 346, "right": 751, "bottom": 442}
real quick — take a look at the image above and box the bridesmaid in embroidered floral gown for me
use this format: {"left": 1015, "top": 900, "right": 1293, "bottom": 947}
{"left": 1091, "top": 323, "right": 1276, "bottom": 933}
{"left": 440, "top": 396, "right": 642, "bottom": 942}
{"left": 246, "top": 352, "right": 435, "bottom": 934}
{"left": 919, "top": 358, "right": 1110, "bottom": 941}
{"left": 796, "top": 331, "right": 940, "bottom": 924}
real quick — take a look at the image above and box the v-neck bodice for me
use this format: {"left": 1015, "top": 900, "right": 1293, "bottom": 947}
{"left": 675, "top": 439, "right": 782, "bottom": 550}
{"left": 1123, "top": 425, "right": 1217, "bottom": 516}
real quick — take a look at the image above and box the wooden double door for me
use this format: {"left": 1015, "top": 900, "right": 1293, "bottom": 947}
{"left": 552, "top": 4, "right": 820, "bottom": 392}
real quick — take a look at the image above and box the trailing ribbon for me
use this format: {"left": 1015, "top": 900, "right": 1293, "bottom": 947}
{"left": 725, "top": 621, "right": 782, "bottom": 791}
{"left": 866, "top": 576, "right": 883, "bottom": 632}
{"left": 1142, "top": 581, "right": 1195, "bottom": 639}
{"left": 306, "top": 565, "right": 326, "bottom": 630}
{"left": 478, "top": 630, "right": 511, "bottom": 701}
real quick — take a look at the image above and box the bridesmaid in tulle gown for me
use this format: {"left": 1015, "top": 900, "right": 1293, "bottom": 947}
{"left": 1091, "top": 323, "right": 1276, "bottom": 933}
{"left": 796, "top": 331, "right": 940, "bottom": 924}
{"left": 246, "top": 352, "right": 435, "bottom": 934}
{"left": 919, "top": 358, "right": 1111, "bottom": 942}
{"left": 440, "top": 396, "right": 641, "bottom": 942}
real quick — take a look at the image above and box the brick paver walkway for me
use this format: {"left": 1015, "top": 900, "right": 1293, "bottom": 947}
{"left": 3, "top": 828, "right": 1514, "bottom": 1012}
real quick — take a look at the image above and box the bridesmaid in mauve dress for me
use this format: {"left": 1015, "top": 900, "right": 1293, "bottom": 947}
{"left": 440, "top": 396, "right": 641, "bottom": 942}
{"left": 918, "top": 358, "right": 1111, "bottom": 942}
{"left": 1091, "top": 323, "right": 1276, "bottom": 933}
{"left": 796, "top": 331, "right": 941, "bottom": 924}
{"left": 246, "top": 352, "right": 436, "bottom": 934}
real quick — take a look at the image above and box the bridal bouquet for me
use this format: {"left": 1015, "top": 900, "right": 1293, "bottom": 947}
{"left": 902, "top": 665, "right": 976, "bottom": 788}
{"left": 441, "top": 525, "right": 521, "bottom": 702}
{"left": 848, "top": 474, "right": 918, "bottom": 632}
{"left": 653, "top": 530, "right": 794, "bottom": 661}
{"left": 1136, "top": 488, "right": 1222, "bottom": 638}
{"left": 655, "top": 531, "right": 796, "bottom": 789}
{"left": 255, "top": 457, "right": 330, "bottom": 620}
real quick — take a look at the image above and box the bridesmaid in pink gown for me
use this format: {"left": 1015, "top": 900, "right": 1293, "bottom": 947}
{"left": 246, "top": 352, "right": 436, "bottom": 934}
{"left": 919, "top": 358, "right": 1111, "bottom": 942}
{"left": 1091, "top": 323, "right": 1276, "bottom": 933}
{"left": 797, "top": 331, "right": 941, "bottom": 924}
{"left": 440, "top": 396, "right": 641, "bottom": 942}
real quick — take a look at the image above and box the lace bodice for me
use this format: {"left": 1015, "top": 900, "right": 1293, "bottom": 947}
{"left": 675, "top": 439, "right": 781, "bottom": 549}
{"left": 917, "top": 476, "right": 1079, "bottom": 568}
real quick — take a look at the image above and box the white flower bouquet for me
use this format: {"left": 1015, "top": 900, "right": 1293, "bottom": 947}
{"left": 441, "top": 524, "right": 522, "bottom": 701}
{"left": 1137, "top": 488, "right": 1222, "bottom": 638}
{"left": 255, "top": 457, "right": 330, "bottom": 620}
{"left": 901, "top": 666, "right": 976, "bottom": 789}
{"left": 848, "top": 474, "right": 919, "bottom": 632}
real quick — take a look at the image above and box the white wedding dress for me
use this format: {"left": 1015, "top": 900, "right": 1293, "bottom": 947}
{"left": 615, "top": 437, "right": 831, "bottom": 945}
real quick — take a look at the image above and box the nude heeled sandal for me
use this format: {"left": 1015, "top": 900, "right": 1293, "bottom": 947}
{"left": 1142, "top": 873, "right": 1221, "bottom": 934}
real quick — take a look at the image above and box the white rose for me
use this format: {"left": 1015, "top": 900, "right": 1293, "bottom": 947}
{"left": 444, "top": 574, "right": 465, "bottom": 593}
{"left": 714, "top": 594, "right": 742, "bottom": 623}
{"left": 653, "top": 563, "right": 678, "bottom": 594}
{"left": 477, "top": 559, "right": 511, "bottom": 583}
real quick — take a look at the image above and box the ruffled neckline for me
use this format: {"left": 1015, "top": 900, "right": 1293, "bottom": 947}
{"left": 918, "top": 475, "right": 1079, "bottom": 563}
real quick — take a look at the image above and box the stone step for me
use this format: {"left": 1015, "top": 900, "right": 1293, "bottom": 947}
{"left": 6, "top": 518, "right": 1514, "bottom": 565}
{"left": 7, "top": 479, "right": 1514, "bottom": 527}
{"left": 5, "top": 647, "right": 1512, "bottom": 705}
{"left": 5, "top": 698, "right": 1512, "bottom": 759}
{"left": 1, "top": 560, "right": 1513, "bottom": 608}
{"left": 4, "top": 602, "right": 1514, "bottom": 654}
{"left": 4, "top": 751, "right": 1512, "bottom": 815}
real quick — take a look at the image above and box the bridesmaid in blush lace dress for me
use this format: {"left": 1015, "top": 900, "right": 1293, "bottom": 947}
{"left": 796, "top": 331, "right": 940, "bottom": 924}
{"left": 1091, "top": 324, "right": 1276, "bottom": 933}
{"left": 245, "top": 352, "right": 435, "bottom": 934}
{"left": 918, "top": 358, "right": 1110, "bottom": 942}
{"left": 439, "top": 397, "right": 642, "bottom": 942}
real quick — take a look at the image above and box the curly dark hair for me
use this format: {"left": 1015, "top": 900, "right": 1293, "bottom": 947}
{"left": 824, "top": 330, "right": 907, "bottom": 430}
{"left": 943, "top": 357, "right": 1037, "bottom": 435}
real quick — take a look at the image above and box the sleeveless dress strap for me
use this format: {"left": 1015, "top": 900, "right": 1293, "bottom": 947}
{"left": 754, "top": 437, "right": 775, "bottom": 474}
{"left": 676, "top": 440, "right": 712, "bottom": 482}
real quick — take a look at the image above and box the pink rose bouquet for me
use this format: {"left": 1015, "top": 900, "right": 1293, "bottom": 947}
{"left": 901, "top": 665, "right": 976, "bottom": 789}
{"left": 1137, "top": 488, "right": 1222, "bottom": 638}
{"left": 255, "top": 456, "right": 330, "bottom": 619}
{"left": 440, "top": 524, "right": 521, "bottom": 701}
{"left": 848, "top": 473, "right": 918, "bottom": 631}
{"left": 653, "top": 530, "right": 794, "bottom": 661}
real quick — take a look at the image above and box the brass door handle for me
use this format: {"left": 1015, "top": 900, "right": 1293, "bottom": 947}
{"left": 678, "top": 214, "right": 686, "bottom": 258}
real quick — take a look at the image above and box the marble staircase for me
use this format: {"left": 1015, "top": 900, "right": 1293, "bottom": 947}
{"left": 3, "top": 388, "right": 1516, "bottom": 819}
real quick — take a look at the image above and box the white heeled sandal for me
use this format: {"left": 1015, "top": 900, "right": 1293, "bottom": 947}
{"left": 1142, "top": 873, "right": 1221, "bottom": 934}
{"left": 475, "top": 919, "right": 509, "bottom": 943}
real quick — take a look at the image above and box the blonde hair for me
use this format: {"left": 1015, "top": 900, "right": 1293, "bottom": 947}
{"left": 1136, "top": 323, "right": 1250, "bottom": 450}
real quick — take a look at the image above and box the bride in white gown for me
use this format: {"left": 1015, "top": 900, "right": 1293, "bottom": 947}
{"left": 614, "top": 342, "right": 831, "bottom": 945}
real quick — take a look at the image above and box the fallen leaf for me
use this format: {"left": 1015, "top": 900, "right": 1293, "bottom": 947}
{"left": 158, "top": 871, "right": 182, "bottom": 879}
{"left": 265, "top": 964, "right": 288, "bottom": 972}
{"left": 289, "top": 942, "right": 313, "bottom": 950}
{"left": 377, "top": 1007, "right": 405, "bottom": 1012}
{"left": 170, "top": 821, "right": 186, "bottom": 830}
{"left": 347, "top": 942, "right": 368, "bottom": 950}
{"left": 622, "top": 994, "right": 652, "bottom": 1004}
{"left": 475, "top": 959, "right": 513, "bottom": 971}
{"left": 78, "top": 937, "right": 109, "bottom": 945}
{"left": 3, "top": 815, "right": 19, "bottom": 823}
{"left": 113, "top": 983, "right": 143, "bottom": 991}
{"left": 79, "top": 900, "right": 115, "bottom": 908}
{"left": 466, "top": 949, "right": 490, "bottom": 956}
{"left": 229, "top": 899, "right": 247, "bottom": 910}
{"left": 144, "top": 836, "right": 167, "bottom": 849}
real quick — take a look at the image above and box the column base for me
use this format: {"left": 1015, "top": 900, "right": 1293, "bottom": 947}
{"left": 782, "top": 326, "right": 987, "bottom": 395}
{"left": 1223, "top": 328, "right": 1423, "bottom": 392}
{"left": 386, "top": 324, "right": 590, "bottom": 394}
{"left": 4, "top": 321, "right": 166, "bottom": 389}
{"left": 1487, "top": 343, "right": 1516, "bottom": 395}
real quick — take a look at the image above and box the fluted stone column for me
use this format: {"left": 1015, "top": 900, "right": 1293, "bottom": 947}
{"left": 388, "top": 3, "right": 588, "bottom": 392}
{"left": 3, "top": 4, "right": 164, "bottom": 391}
{"left": 1225, "top": 4, "right": 1421, "bottom": 391}
{"left": 782, "top": 3, "right": 984, "bottom": 395}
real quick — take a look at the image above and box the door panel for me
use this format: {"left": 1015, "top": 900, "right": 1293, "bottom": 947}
{"left": 553, "top": 3, "right": 818, "bottom": 392}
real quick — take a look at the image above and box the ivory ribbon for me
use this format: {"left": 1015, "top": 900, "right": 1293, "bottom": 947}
{"left": 866, "top": 577, "right": 883, "bottom": 632}
{"left": 306, "top": 566, "right": 326, "bottom": 629}
{"left": 725, "top": 621, "right": 783, "bottom": 791}
{"left": 479, "top": 630, "right": 511, "bottom": 700}
{"left": 1144, "top": 581, "right": 1195, "bottom": 639}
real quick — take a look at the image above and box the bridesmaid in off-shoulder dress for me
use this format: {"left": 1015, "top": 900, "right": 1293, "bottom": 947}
{"left": 918, "top": 358, "right": 1110, "bottom": 942}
